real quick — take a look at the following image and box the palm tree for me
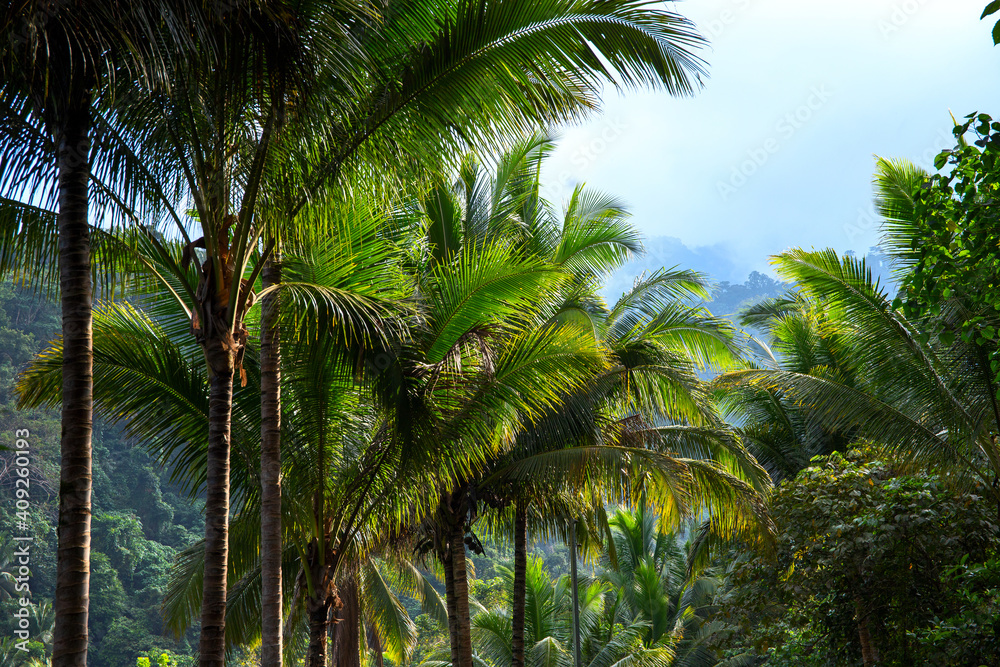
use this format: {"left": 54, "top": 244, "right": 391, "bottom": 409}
{"left": 404, "top": 135, "right": 768, "bottom": 667}
{"left": 713, "top": 247, "right": 1000, "bottom": 518}
{"left": 393, "top": 246, "right": 610, "bottom": 667}
{"left": 717, "top": 290, "right": 859, "bottom": 481}
{"left": 493, "top": 177, "right": 763, "bottom": 667}
{"left": 599, "top": 507, "right": 727, "bottom": 664}
{"left": 269, "top": 197, "right": 605, "bottom": 667}
{"left": 472, "top": 555, "right": 676, "bottom": 667}
{"left": 0, "top": 4, "right": 204, "bottom": 663}
{"left": 398, "top": 143, "right": 610, "bottom": 667}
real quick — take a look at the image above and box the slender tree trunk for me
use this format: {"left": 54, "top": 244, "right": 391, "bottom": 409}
{"left": 330, "top": 576, "right": 361, "bottom": 667}
{"left": 199, "top": 345, "right": 236, "bottom": 667}
{"left": 854, "top": 596, "right": 879, "bottom": 666}
{"left": 306, "top": 596, "right": 332, "bottom": 667}
{"left": 301, "top": 537, "right": 339, "bottom": 667}
{"left": 448, "top": 514, "right": 474, "bottom": 667}
{"left": 511, "top": 500, "right": 528, "bottom": 667}
{"left": 51, "top": 86, "right": 94, "bottom": 667}
{"left": 260, "top": 256, "right": 283, "bottom": 666}
{"left": 442, "top": 537, "right": 459, "bottom": 666}
{"left": 439, "top": 487, "right": 474, "bottom": 667}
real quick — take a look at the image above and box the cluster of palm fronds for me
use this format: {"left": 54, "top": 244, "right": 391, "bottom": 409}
{"left": 0, "top": 1, "right": 750, "bottom": 665}
{"left": 715, "top": 156, "right": 1000, "bottom": 508}
{"left": 471, "top": 506, "right": 736, "bottom": 667}
{"left": 6, "top": 124, "right": 767, "bottom": 666}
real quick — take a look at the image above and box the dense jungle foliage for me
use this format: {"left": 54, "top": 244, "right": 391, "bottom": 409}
{"left": 3, "top": 3, "right": 1000, "bottom": 667}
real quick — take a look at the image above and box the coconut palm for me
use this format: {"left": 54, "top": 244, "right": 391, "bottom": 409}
{"left": 713, "top": 247, "right": 1000, "bottom": 518}
{"left": 403, "top": 135, "right": 768, "bottom": 667}
{"left": 472, "top": 555, "right": 677, "bottom": 667}
{"left": 386, "top": 244, "right": 610, "bottom": 667}
{"left": 715, "top": 290, "right": 861, "bottom": 482}
{"left": 0, "top": 4, "right": 208, "bottom": 662}
{"left": 401, "top": 139, "right": 616, "bottom": 667}
{"left": 276, "top": 193, "right": 608, "bottom": 667}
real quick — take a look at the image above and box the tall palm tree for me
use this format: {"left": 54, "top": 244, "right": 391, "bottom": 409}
{"left": 8, "top": 1, "right": 710, "bottom": 662}
{"left": 400, "top": 141, "right": 609, "bottom": 667}
{"left": 393, "top": 245, "right": 610, "bottom": 667}
{"left": 0, "top": 4, "right": 208, "bottom": 663}
{"left": 406, "top": 135, "right": 767, "bottom": 667}
{"left": 269, "top": 195, "right": 606, "bottom": 667}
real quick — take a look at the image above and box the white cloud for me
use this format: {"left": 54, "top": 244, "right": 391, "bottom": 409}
{"left": 541, "top": 0, "right": 1000, "bottom": 282}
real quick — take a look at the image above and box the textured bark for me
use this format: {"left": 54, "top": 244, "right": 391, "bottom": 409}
{"left": 330, "top": 576, "right": 361, "bottom": 667}
{"left": 51, "top": 83, "right": 94, "bottom": 667}
{"left": 511, "top": 501, "right": 528, "bottom": 667}
{"left": 855, "top": 596, "right": 879, "bottom": 666}
{"left": 260, "top": 257, "right": 283, "bottom": 666}
{"left": 448, "top": 512, "right": 474, "bottom": 667}
{"left": 301, "top": 536, "right": 339, "bottom": 667}
{"left": 306, "top": 596, "right": 332, "bottom": 667}
{"left": 442, "top": 536, "right": 459, "bottom": 666}
{"left": 438, "top": 487, "right": 474, "bottom": 667}
{"left": 199, "top": 346, "right": 235, "bottom": 667}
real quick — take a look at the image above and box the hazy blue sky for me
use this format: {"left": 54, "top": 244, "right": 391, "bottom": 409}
{"left": 541, "top": 0, "right": 1000, "bottom": 283}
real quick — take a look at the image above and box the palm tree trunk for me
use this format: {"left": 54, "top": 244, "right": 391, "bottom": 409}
{"left": 443, "top": 538, "right": 459, "bottom": 665}
{"left": 260, "top": 255, "right": 283, "bottom": 666}
{"left": 511, "top": 500, "right": 528, "bottom": 667}
{"left": 199, "top": 345, "right": 236, "bottom": 667}
{"left": 301, "top": 537, "right": 339, "bottom": 667}
{"left": 51, "top": 85, "right": 94, "bottom": 667}
{"left": 330, "top": 576, "right": 361, "bottom": 667}
{"left": 306, "top": 595, "right": 332, "bottom": 667}
{"left": 447, "top": 512, "right": 474, "bottom": 667}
